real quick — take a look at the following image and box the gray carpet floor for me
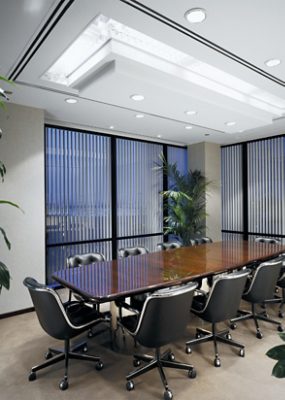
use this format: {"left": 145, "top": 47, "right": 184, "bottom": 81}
{"left": 0, "top": 302, "right": 284, "bottom": 400}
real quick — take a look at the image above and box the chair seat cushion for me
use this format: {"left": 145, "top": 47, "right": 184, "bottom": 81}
{"left": 121, "top": 314, "right": 139, "bottom": 334}
{"left": 65, "top": 302, "right": 102, "bottom": 326}
{"left": 191, "top": 294, "right": 207, "bottom": 312}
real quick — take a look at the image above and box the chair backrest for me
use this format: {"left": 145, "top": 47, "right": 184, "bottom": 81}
{"left": 118, "top": 246, "right": 149, "bottom": 258}
{"left": 157, "top": 242, "right": 182, "bottom": 251}
{"left": 197, "top": 269, "right": 250, "bottom": 323}
{"left": 67, "top": 252, "right": 105, "bottom": 268}
{"left": 254, "top": 237, "right": 280, "bottom": 244}
{"left": 243, "top": 259, "right": 283, "bottom": 303}
{"left": 134, "top": 282, "right": 197, "bottom": 348}
{"left": 194, "top": 237, "right": 213, "bottom": 245}
{"left": 23, "top": 277, "right": 75, "bottom": 340}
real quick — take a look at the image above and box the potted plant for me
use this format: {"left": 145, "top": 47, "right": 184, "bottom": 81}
{"left": 155, "top": 154, "right": 210, "bottom": 246}
{"left": 0, "top": 75, "right": 20, "bottom": 292}
{"left": 266, "top": 332, "right": 285, "bottom": 378}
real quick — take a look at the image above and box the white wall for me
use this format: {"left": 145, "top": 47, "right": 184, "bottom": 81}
{"left": 0, "top": 103, "right": 45, "bottom": 314}
{"left": 187, "top": 142, "right": 221, "bottom": 242}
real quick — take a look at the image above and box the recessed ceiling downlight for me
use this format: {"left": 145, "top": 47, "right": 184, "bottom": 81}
{"left": 109, "top": 125, "right": 114, "bottom": 129}
{"left": 265, "top": 58, "right": 281, "bottom": 67}
{"left": 185, "top": 8, "right": 207, "bottom": 24}
{"left": 65, "top": 97, "right": 78, "bottom": 104}
{"left": 185, "top": 125, "right": 193, "bottom": 130}
{"left": 185, "top": 110, "right": 197, "bottom": 116}
{"left": 135, "top": 114, "right": 144, "bottom": 118}
{"left": 130, "top": 94, "right": 144, "bottom": 101}
{"left": 225, "top": 121, "right": 236, "bottom": 127}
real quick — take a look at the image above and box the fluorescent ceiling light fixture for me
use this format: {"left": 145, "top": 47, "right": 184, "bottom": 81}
{"left": 225, "top": 121, "right": 236, "bottom": 126}
{"left": 42, "top": 14, "right": 285, "bottom": 117}
{"left": 65, "top": 97, "right": 77, "bottom": 104}
{"left": 185, "top": 125, "right": 193, "bottom": 130}
{"left": 185, "top": 110, "right": 197, "bottom": 116}
{"left": 135, "top": 113, "right": 144, "bottom": 118}
{"left": 185, "top": 8, "right": 207, "bottom": 24}
{"left": 130, "top": 94, "right": 144, "bottom": 101}
{"left": 265, "top": 58, "right": 281, "bottom": 67}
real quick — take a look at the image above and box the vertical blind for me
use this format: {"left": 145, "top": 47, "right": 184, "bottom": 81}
{"left": 45, "top": 126, "right": 188, "bottom": 283}
{"left": 116, "top": 139, "right": 163, "bottom": 237}
{"left": 221, "top": 145, "right": 243, "bottom": 233}
{"left": 248, "top": 137, "right": 285, "bottom": 236}
{"left": 221, "top": 136, "right": 285, "bottom": 243}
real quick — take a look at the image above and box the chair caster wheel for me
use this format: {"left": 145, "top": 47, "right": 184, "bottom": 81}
{"left": 28, "top": 371, "right": 37, "bottom": 381}
{"left": 126, "top": 380, "right": 134, "bottom": 391}
{"left": 133, "top": 359, "right": 141, "bottom": 367}
{"left": 59, "top": 378, "right": 68, "bottom": 390}
{"left": 44, "top": 351, "right": 53, "bottom": 360}
{"left": 164, "top": 389, "right": 173, "bottom": 400}
{"left": 226, "top": 333, "right": 232, "bottom": 340}
{"left": 214, "top": 357, "right": 221, "bottom": 367}
{"left": 168, "top": 352, "right": 175, "bottom": 361}
{"left": 230, "top": 323, "right": 237, "bottom": 330}
{"left": 256, "top": 331, "right": 263, "bottom": 339}
{"left": 95, "top": 361, "right": 104, "bottom": 371}
{"left": 188, "top": 368, "right": 197, "bottom": 379}
{"left": 239, "top": 348, "right": 245, "bottom": 357}
{"left": 278, "top": 325, "right": 284, "bottom": 332}
{"left": 185, "top": 346, "right": 192, "bottom": 354}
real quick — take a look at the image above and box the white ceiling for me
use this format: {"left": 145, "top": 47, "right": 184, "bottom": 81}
{"left": 0, "top": 0, "right": 285, "bottom": 145}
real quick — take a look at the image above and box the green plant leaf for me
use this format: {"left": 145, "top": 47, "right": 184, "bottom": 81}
{"left": 278, "top": 333, "right": 285, "bottom": 342}
{"left": 266, "top": 345, "right": 285, "bottom": 360}
{"left": 0, "top": 261, "right": 10, "bottom": 292}
{"left": 0, "top": 200, "right": 22, "bottom": 211}
{"left": 272, "top": 360, "right": 285, "bottom": 378}
{"left": 0, "top": 227, "right": 11, "bottom": 250}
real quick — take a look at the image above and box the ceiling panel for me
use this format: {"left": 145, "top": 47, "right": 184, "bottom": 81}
{"left": 0, "top": 0, "right": 284, "bottom": 145}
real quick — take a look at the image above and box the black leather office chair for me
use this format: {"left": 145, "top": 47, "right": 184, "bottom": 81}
{"left": 254, "top": 237, "right": 280, "bottom": 244}
{"left": 230, "top": 259, "right": 284, "bottom": 338}
{"left": 122, "top": 282, "right": 197, "bottom": 400}
{"left": 185, "top": 269, "right": 250, "bottom": 367}
{"left": 23, "top": 277, "right": 103, "bottom": 390}
{"left": 157, "top": 241, "right": 182, "bottom": 251}
{"left": 193, "top": 237, "right": 213, "bottom": 245}
{"left": 66, "top": 252, "right": 106, "bottom": 302}
{"left": 66, "top": 252, "right": 111, "bottom": 337}
{"left": 116, "top": 246, "right": 150, "bottom": 315}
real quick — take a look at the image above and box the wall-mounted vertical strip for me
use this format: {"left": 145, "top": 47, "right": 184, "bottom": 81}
{"left": 242, "top": 143, "right": 248, "bottom": 240}
{"left": 111, "top": 137, "right": 117, "bottom": 260}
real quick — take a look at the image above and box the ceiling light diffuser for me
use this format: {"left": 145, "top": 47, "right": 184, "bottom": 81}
{"left": 42, "top": 14, "right": 285, "bottom": 118}
{"left": 185, "top": 8, "right": 207, "bottom": 23}
{"left": 265, "top": 58, "right": 281, "bottom": 67}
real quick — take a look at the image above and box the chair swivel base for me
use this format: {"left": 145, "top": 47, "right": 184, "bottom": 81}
{"left": 126, "top": 348, "right": 196, "bottom": 400}
{"left": 185, "top": 326, "right": 245, "bottom": 367}
{"left": 28, "top": 339, "right": 103, "bottom": 390}
{"left": 230, "top": 304, "right": 284, "bottom": 339}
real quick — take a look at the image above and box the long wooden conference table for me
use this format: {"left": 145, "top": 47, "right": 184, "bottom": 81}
{"left": 53, "top": 240, "right": 285, "bottom": 308}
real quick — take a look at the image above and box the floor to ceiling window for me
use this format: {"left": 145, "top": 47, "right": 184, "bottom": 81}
{"left": 45, "top": 125, "right": 187, "bottom": 283}
{"left": 221, "top": 135, "right": 285, "bottom": 243}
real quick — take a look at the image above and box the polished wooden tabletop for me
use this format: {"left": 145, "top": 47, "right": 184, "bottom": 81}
{"left": 52, "top": 240, "right": 285, "bottom": 303}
